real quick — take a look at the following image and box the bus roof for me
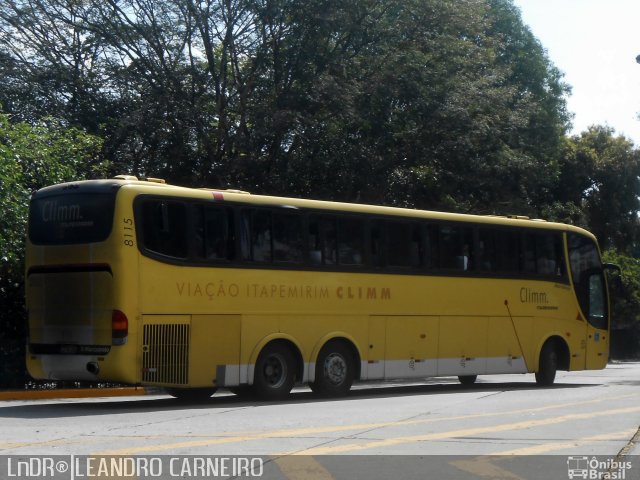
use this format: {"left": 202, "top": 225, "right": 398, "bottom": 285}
{"left": 35, "top": 176, "right": 596, "bottom": 238}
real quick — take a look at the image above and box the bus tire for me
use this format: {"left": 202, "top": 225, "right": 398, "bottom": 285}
{"left": 458, "top": 375, "right": 477, "bottom": 386}
{"left": 535, "top": 342, "right": 558, "bottom": 386}
{"left": 310, "top": 341, "right": 355, "bottom": 397}
{"left": 253, "top": 343, "right": 296, "bottom": 401}
{"left": 166, "top": 387, "right": 217, "bottom": 401}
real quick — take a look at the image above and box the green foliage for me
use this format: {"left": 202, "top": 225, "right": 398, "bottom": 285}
{"left": 0, "top": 113, "right": 108, "bottom": 268}
{"left": 557, "top": 127, "right": 640, "bottom": 252}
{"left": 0, "top": 0, "right": 570, "bottom": 212}
{"left": 603, "top": 250, "right": 640, "bottom": 329}
{"left": 0, "top": 112, "right": 107, "bottom": 388}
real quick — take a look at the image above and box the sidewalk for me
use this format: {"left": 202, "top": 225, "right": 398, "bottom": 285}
{"left": 0, "top": 387, "right": 147, "bottom": 401}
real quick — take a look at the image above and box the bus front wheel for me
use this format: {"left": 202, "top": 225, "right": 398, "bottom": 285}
{"left": 310, "top": 341, "right": 355, "bottom": 397}
{"left": 253, "top": 343, "right": 296, "bottom": 401}
{"left": 535, "top": 342, "right": 558, "bottom": 386}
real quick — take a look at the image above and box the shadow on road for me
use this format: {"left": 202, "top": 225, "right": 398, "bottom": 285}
{"left": 0, "top": 379, "right": 596, "bottom": 419}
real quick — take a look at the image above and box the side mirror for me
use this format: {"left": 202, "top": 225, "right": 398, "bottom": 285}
{"left": 603, "top": 263, "right": 622, "bottom": 290}
{"left": 603, "top": 263, "right": 621, "bottom": 274}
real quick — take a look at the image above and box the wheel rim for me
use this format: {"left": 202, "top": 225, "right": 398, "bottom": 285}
{"left": 324, "top": 353, "right": 347, "bottom": 385}
{"left": 262, "top": 353, "right": 287, "bottom": 388}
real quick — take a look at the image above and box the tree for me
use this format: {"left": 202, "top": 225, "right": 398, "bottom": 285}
{"left": 0, "top": 113, "right": 107, "bottom": 388}
{"left": 555, "top": 127, "right": 640, "bottom": 252}
{"left": 0, "top": 0, "right": 571, "bottom": 213}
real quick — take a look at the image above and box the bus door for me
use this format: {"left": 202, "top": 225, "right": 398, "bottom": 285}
{"left": 584, "top": 271, "right": 609, "bottom": 369}
{"left": 568, "top": 234, "right": 609, "bottom": 370}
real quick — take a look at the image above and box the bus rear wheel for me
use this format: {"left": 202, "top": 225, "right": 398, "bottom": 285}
{"left": 253, "top": 343, "right": 296, "bottom": 401}
{"left": 166, "top": 387, "right": 217, "bottom": 401}
{"left": 535, "top": 342, "right": 558, "bottom": 386}
{"left": 310, "top": 341, "right": 355, "bottom": 397}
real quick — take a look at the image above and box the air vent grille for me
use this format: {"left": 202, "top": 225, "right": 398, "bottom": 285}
{"left": 142, "top": 323, "right": 189, "bottom": 385}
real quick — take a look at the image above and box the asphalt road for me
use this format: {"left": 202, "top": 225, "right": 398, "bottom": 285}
{"left": 1, "top": 363, "right": 639, "bottom": 480}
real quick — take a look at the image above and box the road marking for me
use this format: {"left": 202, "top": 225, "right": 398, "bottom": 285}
{"left": 90, "top": 394, "right": 639, "bottom": 455}
{"left": 0, "top": 437, "right": 104, "bottom": 450}
{"left": 450, "top": 429, "right": 637, "bottom": 479}
{"left": 273, "top": 456, "right": 334, "bottom": 480}
{"left": 290, "top": 405, "right": 640, "bottom": 454}
{"left": 494, "top": 428, "right": 638, "bottom": 455}
{"left": 450, "top": 457, "right": 526, "bottom": 480}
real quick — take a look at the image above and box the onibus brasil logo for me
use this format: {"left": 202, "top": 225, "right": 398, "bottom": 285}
{"left": 567, "top": 456, "right": 632, "bottom": 480}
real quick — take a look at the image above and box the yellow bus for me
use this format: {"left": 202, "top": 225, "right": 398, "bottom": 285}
{"left": 26, "top": 176, "right": 615, "bottom": 400}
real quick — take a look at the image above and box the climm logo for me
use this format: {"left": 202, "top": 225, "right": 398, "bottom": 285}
{"left": 40, "top": 200, "right": 82, "bottom": 222}
{"left": 520, "top": 287, "right": 548, "bottom": 304}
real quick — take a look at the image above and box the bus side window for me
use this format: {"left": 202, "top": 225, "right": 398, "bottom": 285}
{"left": 251, "top": 210, "right": 272, "bottom": 263}
{"left": 478, "top": 229, "right": 497, "bottom": 272}
{"left": 239, "top": 209, "right": 272, "bottom": 263}
{"left": 439, "top": 225, "right": 473, "bottom": 271}
{"left": 194, "top": 205, "right": 234, "bottom": 261}
{"left": 338, "top": 217, "right": 364, "bottom": 266}
{"left": 273, "top": 211, "right": 303, "bottom": 264}
{"left": 523, "top": 232, "right": 565, "bottom": 277}
{"left": 479, "top": 229, "right": 520, "bottom": 274}
{"left": 240, "top": 210, "right": 251, "bottom": 261}
{"left": 308, "top": 215, "right": 337, "bottom": 265}
{"left": 499, "top": 230, "right": 520, "bottom": 273}
{"left": 425, "top": 224, "right": 439, "bottom": 269}
{"left": 141, "top": 200, "right": 188, "bottom": 258}
{"left": 553, "top": 234, "right": 566, "bottom": 277}
{"left": 386, "top": 221, "right": 422, "bottom": 268}
{"left": 370, "top": 220, "right": 383, "bottom": 268}
{"left": 536, "top": 234, "right": 557, "bottom": 275}
{"left": 308, "top": 217, "right": 322, "bottom": 264}
{"left": 522, "top": 233, "right": 537, "bottom": 274}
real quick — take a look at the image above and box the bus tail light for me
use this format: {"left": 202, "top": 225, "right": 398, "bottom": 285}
{"left": 112, "top": 310, "right": 128, "bottom": 345}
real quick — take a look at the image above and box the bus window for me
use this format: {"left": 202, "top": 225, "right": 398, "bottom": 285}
{"left": 141, "top": 200, "right": 188, "bottom": 258}
{"left": 194, "top": 205, "right": 234, "bottom": 261}
{"left": 273, "top": 211, "right": 303, "bottom": 264}
{"left": 425, "top": 224, "right": 439, "bottom": 269}
{"left": 478, "top": 229, "right": 520, "bottom": 274}
{"left": 308, "top": 217, "right": 321, "bottom": 264}
{"left": 370, "top": 221, "right": 383, "bottom": 268}
{"left": 537, "top": 235, "right": 558, "bottom": 276}
{"left": 241, "top": 209, "right": 272, "bottom": 263}
{"left": 589, "top": 274, "right": 606, "bottom": 322}
{"left": 338, "top": 217, "right": 365, "bottom": 266}
{"left": 387, "top": 221, "right": 422, "bottom": 268}
{"left": 569, "top": 233, "right": 607, "bottom": 329}
{"left": 523, "top": 232, "right": 565, "bottom": 277}
{"left": 308, "top": 215, "right": 337, "bottom": 265}
{"left": 29, "top": 192, "right": 116, "bottom": 245}
{"left": 439, "top": 225, "right": 473, "bottom": 271}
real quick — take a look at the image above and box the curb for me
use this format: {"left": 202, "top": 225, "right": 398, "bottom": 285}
{"left": 0, "top": 387, "right": 147, "bottom": 401}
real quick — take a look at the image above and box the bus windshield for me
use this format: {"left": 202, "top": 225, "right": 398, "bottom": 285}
{"left": 568, "top": 233, "right": 608, "bottom": 330}
{"left": 29, "top": 192, "right": 116, "bottom": 245}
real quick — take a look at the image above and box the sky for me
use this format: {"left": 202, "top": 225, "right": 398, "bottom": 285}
{"left": 512, "top": 0, "right": 640, "bottom": 145}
